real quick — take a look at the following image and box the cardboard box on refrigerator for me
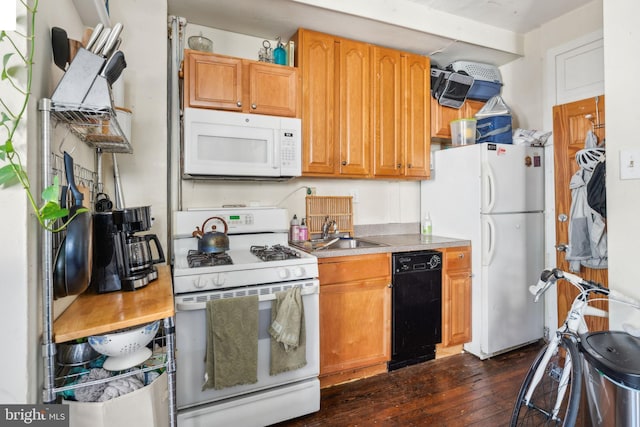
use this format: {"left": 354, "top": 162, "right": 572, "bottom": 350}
{"left": 64, "top": 372, "right": 169, "bottom": 427}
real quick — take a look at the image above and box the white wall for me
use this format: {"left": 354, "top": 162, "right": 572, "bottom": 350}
{"left": 500, "top": 0, "right": 604, "bottom": 332}
{"left": 603, "top": 0, "right": 640, "bottom": 329}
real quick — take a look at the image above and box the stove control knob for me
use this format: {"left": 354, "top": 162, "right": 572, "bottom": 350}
{"left": 292, "top": 267, "right": 304, "bottom": 278}
{"left": 194, "top": 277, "right": 205, "bottom": 289}
{"left": 279, "top": 269, "right": 290, "bottom": 279}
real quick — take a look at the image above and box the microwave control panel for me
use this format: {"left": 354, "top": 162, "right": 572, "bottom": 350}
{"left": 280, "top": 126, "right": 301, "bottom": 175}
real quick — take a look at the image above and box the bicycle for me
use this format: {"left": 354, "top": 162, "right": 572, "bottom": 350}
{"left": 510, "top": 268, "right": 640, "bottom": 426}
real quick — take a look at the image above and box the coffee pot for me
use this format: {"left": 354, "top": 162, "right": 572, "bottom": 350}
{"left": 91, "top": 206, "right": 165, "bottom": 293}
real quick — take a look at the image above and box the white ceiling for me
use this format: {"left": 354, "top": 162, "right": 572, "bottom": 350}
{"left": 405, "top": 0, "right": 593, "bottom": 33}
{"left": 167, "top": 0, "right": 595, "bottom": 65}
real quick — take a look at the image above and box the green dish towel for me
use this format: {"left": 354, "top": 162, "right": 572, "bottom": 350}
{"left": 202, "top": 295, "right": 259, "bottom": 391}
{"left": 270, "top": 287, "right": 307, "bottom": 376}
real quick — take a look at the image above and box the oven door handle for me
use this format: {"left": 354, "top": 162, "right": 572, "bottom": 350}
{"left": 175, "top": 285, "right": 319, "bottom": 312}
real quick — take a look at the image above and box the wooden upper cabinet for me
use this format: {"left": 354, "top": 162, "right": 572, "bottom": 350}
{"left": 373, "top": 49, "right": 430, "bottom": 179}
{"left": 372, "top": 47, "right": 402, "bottom": 177}
{"left": 338, "top": 39, "right": 371, "bottom": 176}
{"left": 431, "top": 98, "right": 484, "bottom": 140}
{"left": 248, "top": 62, "right": 299, "bottom": 117}
{"left": 403, "top": 53, "right": 431, "bottom": 178}
{"left": 293, "top": 29, "right": 336, "bottom": 175}
{"left": 295, "top": 28, "right": 431, "bottom": 179}
{"left": 184, "top": 51, "right": 243, "bottom": 111}
{"left": 183, "top": 49, "right": 299, "bottom": 117}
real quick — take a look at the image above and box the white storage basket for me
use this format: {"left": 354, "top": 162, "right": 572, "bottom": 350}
{"left": 449, "top": 61, "right": 502, "bottom": 83}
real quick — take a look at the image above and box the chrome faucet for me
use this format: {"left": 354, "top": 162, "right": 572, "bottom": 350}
{"left": 321, "top": 216, "right": 338, "bottom": 240}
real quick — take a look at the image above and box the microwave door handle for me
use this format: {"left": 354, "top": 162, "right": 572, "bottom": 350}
{"left": 273, "top": 135, "right": 279, "bottom": 169}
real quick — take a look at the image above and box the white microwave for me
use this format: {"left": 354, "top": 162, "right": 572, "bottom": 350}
{"left": 183, "top": 108, "right": 302, "bottom": 179}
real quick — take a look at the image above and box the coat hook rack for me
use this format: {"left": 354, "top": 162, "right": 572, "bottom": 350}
{"left": 585, "top": 95, "right": 605, "bottom": 130}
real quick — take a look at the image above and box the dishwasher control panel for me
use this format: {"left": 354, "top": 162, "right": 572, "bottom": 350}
{"left": 393, "top": 251, "right": 442, "bottom": 273}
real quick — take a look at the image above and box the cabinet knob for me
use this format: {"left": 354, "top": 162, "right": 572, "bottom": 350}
{"left": 236, "top": 101, "right": 242, "bottom": 107}
{"left": 397, "top": 163, "right": 401, "bottom": 168}
{"left": 251, "top": 103, "right": 257, "bottom": 110}
{"left": 458, "top": 253, "right": 465, "bottom": 259}
{"left": 408, "top": 163, "right": 412, "bottom": 168}
{"left": 341, "top": 161, "right": 347, "bottom": 166}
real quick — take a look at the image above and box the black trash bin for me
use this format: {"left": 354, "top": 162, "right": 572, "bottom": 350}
{"left": 579, "top": 331, "right": 640, "bottom": 426}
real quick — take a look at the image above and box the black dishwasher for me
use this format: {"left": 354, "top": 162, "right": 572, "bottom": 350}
{"left": 389, "top": 250, "right": 442, "bottom": 371}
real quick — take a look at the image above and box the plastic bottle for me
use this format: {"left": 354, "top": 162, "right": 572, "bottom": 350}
{"left": 421, "top": 212, "right": 432, "bottom": 241}
{"left": 274, "top": 37, "right": 287, "bottom": 65}
{"left": 298, "top": 218, "right": 309, "bottom": 241}
{"left": 290, "top": 214, "right": 300, "bottom": 242}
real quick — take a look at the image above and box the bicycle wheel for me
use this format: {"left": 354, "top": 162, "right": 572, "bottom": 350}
{"left": 510, "top": 336, "right": 582, "bottom": 426}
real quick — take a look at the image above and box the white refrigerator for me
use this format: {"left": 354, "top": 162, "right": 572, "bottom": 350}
{"left": 421, "top": 143, "right": 545, "bottom": 359}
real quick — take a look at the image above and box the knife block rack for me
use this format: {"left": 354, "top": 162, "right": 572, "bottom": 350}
{"left": 50, "top": 48, "right": 132, "bottom": 153}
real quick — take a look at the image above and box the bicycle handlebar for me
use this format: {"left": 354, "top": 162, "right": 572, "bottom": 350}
{"left": 528, "top": 268, "right": 609, "bottom": 302}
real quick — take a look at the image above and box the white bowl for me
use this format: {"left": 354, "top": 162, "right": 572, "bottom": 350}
{"left": 88, "top": 320, "right": 160, "bottom": 371}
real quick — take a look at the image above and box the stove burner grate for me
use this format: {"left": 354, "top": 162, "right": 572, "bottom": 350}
{"left": 187, "top": 250, "right": 233, "bottom": 268}
{"left": 250, "top": 244, "right": 301, "bottom": 262}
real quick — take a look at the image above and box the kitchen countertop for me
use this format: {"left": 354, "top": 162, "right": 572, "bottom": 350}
{"left": 306, "top": 233, "right": 470, "bottom": 258}
{"left": 53, "top": 264, "right": 175, "bottom": 343}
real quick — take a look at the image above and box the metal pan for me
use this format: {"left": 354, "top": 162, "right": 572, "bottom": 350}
{"left": 60, "top": 152, "right": 93, "bottom": 296}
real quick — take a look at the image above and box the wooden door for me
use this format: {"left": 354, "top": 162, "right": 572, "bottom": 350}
{"left": 184, "top": 50, "right": 243, "bottom": 111}
{"left": 247, "top": 62, "right": 298, "bottom": 117}
{"left": 337, "top": 38, "right": 371, "bottom": 176}
{"left": 403, "top": 53, "right": 430, "bottom": 178}
{"left": 295, "top": 29, "right": 336, "bottom": 175}
{"left": 552, "top": 96, "right": 607, "bottom": 331}
{"left": 372, "top": 46, "right": 402, "bottom": 177}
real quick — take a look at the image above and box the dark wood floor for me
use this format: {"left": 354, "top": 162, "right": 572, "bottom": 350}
{"left": 272, "top": 342, "right": 543, "bottom": 426}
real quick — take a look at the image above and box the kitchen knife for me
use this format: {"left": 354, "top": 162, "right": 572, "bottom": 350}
{"left": 101, "top": 22, "right": 123, "bottom": 58}
{"left": 101, "top": 51, "right": 127, "bottom": 86}
{"left": 92, "top": 27, "right": 111, "bottom": 55}
{"left": 85, "top": 23, "right": 103, "bottom": 52}
{"left": 51, "top": 27, "right": 70, "bottom": 70}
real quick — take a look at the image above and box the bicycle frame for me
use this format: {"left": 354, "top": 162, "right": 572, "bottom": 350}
{"left": 523, "top": 270, "right": 608, "bottom": 421}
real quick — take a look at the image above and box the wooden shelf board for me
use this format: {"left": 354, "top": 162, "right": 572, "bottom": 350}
{"left": 53, "top": 264, "right": 174, "bottom": 343}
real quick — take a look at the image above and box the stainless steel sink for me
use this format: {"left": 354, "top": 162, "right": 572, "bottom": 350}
{"left": 292, "top": 237, "right": 386, "bottom": 251}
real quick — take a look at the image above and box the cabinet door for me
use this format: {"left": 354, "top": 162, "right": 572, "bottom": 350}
{"left": 442, "top": 270, "right": 472, "bottom": 347}
{"left": 248, "top": 62, "right": 298, "bottom": 117}
{"left": 430, "top": 99, "right": 485, "bottom": 140}
{"left": 403, "top": 53, "right": 430, "bottom": 178}
{"left": 338, "top": 39, "right": 371, "bottom": 176}
{"left": 372, "top": 46, "right": 402, "bottom": 177}
{"left": 184, "top": 51, "right": 243, "bottom": 111}
{"left": 318, "top": 253, "right": 391, "bottom": 378}
{"left": 430, "top": 97, "right": 461, "bottom": 139}
{"left": 320, "top": 278, "right": 391, "bottom": 375}
{"left": 441, "top": 247, "right": 472, "bottom": 347}
{"left": 296, "top": 29, "right": 336, "bottom": 175}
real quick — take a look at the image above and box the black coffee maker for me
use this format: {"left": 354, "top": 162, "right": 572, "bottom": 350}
{"left": 91, "top": 206, "right": 165, "bottom": 293}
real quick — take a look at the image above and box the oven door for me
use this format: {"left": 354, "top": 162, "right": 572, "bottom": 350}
{"left": 174, "top": 279, "right": 319, "bottom": 410}
{"left": 183, "top": 108, "right": 280, "bottom": 177}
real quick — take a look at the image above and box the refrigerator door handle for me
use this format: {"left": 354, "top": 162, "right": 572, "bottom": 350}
{"left": 483, "top": 216, "right": 496, "bottom": 266}
{"left": 483, "top": 161, "right": 496, "bottom": 213}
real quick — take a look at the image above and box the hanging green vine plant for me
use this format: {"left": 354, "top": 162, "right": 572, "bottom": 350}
{"left": 0, "top": 0, "right": 71, "bottom": 232}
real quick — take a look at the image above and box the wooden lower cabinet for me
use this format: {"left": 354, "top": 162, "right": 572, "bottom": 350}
{"left": 440, "top": 246, "right": 472, "bottom": 347}
{"left": 318, "top": 253, "right": 391, "bottom": 387}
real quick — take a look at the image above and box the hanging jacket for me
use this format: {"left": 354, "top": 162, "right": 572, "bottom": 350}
{"left": 565, "top": 131, "right": 607, "bottom": 271}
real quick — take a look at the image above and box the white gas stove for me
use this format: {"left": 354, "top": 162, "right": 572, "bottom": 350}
{"left": 172, "top": 207, "right": 321, "bottom": 426}
{"left": 172, "top": 207, "right": 318, "bottom": 294}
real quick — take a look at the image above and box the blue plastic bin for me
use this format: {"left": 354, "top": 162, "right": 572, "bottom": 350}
{"left": 476, "top": 115, "right": 512, "bottom": 144}
{"left": 467, "top": 80, "right": 502, "bottom": 101}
